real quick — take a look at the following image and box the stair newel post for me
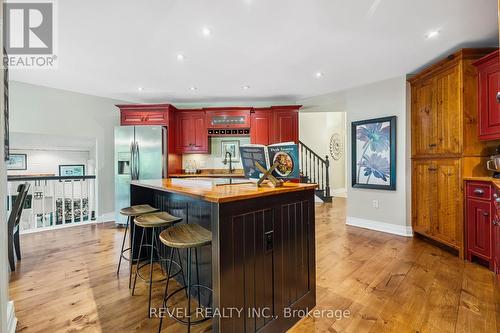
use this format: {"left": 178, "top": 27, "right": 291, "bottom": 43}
{"left": 300, "top": 143, "right": 304, "bottom": 175}
{"left": 321, "top": 163, "right": 325, "bottom": 192}
{"left": 325, "top": 155, "right": 330, "bottom": 197}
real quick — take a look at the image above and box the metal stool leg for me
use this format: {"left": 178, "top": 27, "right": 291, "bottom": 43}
{"left": 132, "top": 227, "right": 145, "bottom": 296}
{"left": 158, "top": 247, "right": 175, "bottom": 333}
{"left": 147, "top": 228, "right": 156, "bottom": 318}
{"left": 117, "top": 216, "right": 129, "bottom": 275}
{"left": 187, "top": 247, "right": 192, "bottom": 333}
{"left": 194, "top": 248, "right": 201, "bottom": 306}
{"left": 129, "top": 217, "right": 136, "bottom": 289}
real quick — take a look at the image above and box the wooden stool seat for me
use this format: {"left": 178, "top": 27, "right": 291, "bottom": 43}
{"left": 120, "top": 204, "right": 158, "bottom": 217}
{"left": 159, "top": 224, "right": 212, "bottom": 249}
{"left": 134, "top": 211, "right": 182, "bottom": 228}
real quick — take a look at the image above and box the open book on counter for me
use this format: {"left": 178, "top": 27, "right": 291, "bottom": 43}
{"left": 239, "top": 142, "right": 299, "bottom": 181}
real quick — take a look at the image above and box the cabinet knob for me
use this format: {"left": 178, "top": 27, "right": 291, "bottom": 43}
{"left": 483, "top": 211, "right": 489, "bottom": 216}
{"left": 496, "top": 91, "right": 500, "bottom": 103}
{"left": 495, "top": 198, "right": 500, "bottom": 203}
{"left": 428, "top": 143, "right": 437, "bottom": 148}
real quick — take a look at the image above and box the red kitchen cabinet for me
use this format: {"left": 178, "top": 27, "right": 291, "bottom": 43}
{"left": 465, "top": 181, "right": 494, "bottom": 269}
{"left": 250, "top": 109, "right": 273, "bottom": 145}
{"left": 494, "top": 214, "right": 500, "bottom": 281}
{"left": 117, "top": 104, "right": 171, "bottom": 126}
{"left": 205, "top": 108, "right": 251, "bottom": 129}
{"left": 176, "top": 111, "right": 208, "bottom": 153}
{"left": 466, "top": 198, "right": 492, "bottom": 264}
{"left": 272, "top": 107, "right": 299, "bottom": 143}
{"left": 473, "top": 50, "right": 500, "bottom": 141}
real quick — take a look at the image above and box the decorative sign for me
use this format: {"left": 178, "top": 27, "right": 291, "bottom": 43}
{"left": 329, "top": 133, "right": 343, "bottom": 161}
{"left": 351, "top": 116, "right": 396, "bottom": 190}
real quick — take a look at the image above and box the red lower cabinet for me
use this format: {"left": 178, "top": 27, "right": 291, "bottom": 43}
{"left": 466, "top": 198, "right": 492, "bottom": 264}
{"left": 465, "top": 180, "right": 496, "bottom": 271}
{"left": 494, "top": 217, "right": 500, "bottom": 280}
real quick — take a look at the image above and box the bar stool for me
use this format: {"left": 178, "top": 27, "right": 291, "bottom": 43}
{"left": 158, "top": 224, "right": 212, "bottom": 333}
{"left": 117, "top": 204, "right": 158, "bottom": 288}
{"left": 132, "top": 211, "right": 184, "bottom": 317}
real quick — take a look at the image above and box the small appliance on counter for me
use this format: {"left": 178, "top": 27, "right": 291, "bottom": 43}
{"left": 487, "top": 145, "right": 500, "bottom": 178}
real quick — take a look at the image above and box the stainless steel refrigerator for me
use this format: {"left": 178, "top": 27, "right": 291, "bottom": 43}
{"left": 114, "top": 126, "right": 167, "bottom": 225}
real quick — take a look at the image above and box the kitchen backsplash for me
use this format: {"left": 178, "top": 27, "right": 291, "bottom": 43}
{"left": 182, "top": 136, "right": 250, "bottom": 170}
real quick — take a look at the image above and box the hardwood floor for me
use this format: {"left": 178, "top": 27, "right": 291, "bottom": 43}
{"left": 9, "top": 198, "right": 500, "bottom": 333}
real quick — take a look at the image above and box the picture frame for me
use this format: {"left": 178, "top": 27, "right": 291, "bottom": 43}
{"left": 221, "top": 140, "right": 240, "bottom": 161}
{"left": 351, "top": 116, "right": 396, "bottom": 190}
{"left": 59, "top": 164, "right": 85, "bottom": 177}
{"left": 6, "top": 153, "right": 27, "bottom": 170}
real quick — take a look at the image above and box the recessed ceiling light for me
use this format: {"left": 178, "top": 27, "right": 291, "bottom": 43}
{"left": 315, "top": 72, "right": 323, "bottom": 78}
{"left": 189, "top": 86, "right": 197, "bottom": 91}
{"left": 177, "top": 54, "right": 185, "bottom": 61}
{"left": 242, "top": 85, "right": 250, "bottom": 90}
{"left": 137, "top": 87, "right": 143, "bottom": 91}
{"left": 202, "top": 27, "right": 211, "bottom": 36}
{"left": 426, "top": 30, "right": 440, "bottom": 39}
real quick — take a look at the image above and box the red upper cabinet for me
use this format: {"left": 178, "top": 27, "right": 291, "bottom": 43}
{"left": 250, "top": 109, "right": 272, "bottom": 145}
{"left": 272, "top": 106, "right": 300, "bottom": 144}
{"left": 473, "top": 50, "right": 500, "bottom": 141}
{"left": 205, "top": 108, "right": 251, "bottom": 129}
{"left": 176, "top": 111, "right": 208, "bottom": 154}
{"left": 117, "top": 104, "right": 171, "bottom": 126}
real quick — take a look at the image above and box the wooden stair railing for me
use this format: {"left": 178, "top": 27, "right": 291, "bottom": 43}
{"left": 298, "top": 140, "right": 331, "bottom": 202}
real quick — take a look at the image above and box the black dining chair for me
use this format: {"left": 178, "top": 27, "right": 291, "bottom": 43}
{"left": 8, "top": 182, "right": 30, "bottom": 271}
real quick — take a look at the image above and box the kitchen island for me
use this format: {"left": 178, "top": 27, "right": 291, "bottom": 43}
{"left": 130, "top": 178, "right": 317, "bottom": 333}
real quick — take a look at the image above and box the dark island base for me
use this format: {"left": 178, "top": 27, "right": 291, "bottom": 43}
{"left": 130, "top": 184, "right": 316, "bottom": 333}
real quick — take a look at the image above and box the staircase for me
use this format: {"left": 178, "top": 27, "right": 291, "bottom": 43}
{"left": 298, "top": 140, "right": 332, "bottom": 202}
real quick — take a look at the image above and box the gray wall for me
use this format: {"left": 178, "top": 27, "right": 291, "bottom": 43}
{"left": 299, "top": 76, "right": 410, "bottom": 235}
{"left": 9, "top": 81, "right": 126, "bottom": 218}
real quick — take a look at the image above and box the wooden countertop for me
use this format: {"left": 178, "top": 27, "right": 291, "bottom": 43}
{"left": 464, "top": 176, "right": 500, "bottom": 189}
{"left": 131, "top": 178, "right": 317, "bottom": 203}
{"left": 169, "top": 173, "right": 245, "bottom": 178}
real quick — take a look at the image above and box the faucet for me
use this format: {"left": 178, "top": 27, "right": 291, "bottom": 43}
{"left": 223, "top": 151, "right": 235, "bottom": 174}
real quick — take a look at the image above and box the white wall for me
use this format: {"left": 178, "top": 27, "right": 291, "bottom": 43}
{"left": 9, "top": 81, "right": 127, "bottom": 219}
{"left": 299, "top": 111, "right": 346, "bottom": 194}
{"left": 299, "top": 76, "right": 411, "bottom": 236}
{"left": 182, "top": 136, "right": 250, "bottom": 170}
{"left": 7, "top": 149, "right": 91, "bottom": 176}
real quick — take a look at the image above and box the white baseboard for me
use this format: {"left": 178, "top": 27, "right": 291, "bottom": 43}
{"left": 331, "top": 187, "right": 347, "bottom": 198}
{"left": 346, "top": 216, "right": 413, "bottom": 237}
{"left": 7, "top": 301, "right": 17, "bottom": 333}
{"left": 98, "top": 212, "right": 115, "bottom": 223}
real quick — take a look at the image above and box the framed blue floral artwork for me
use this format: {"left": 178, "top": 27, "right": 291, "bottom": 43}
{"left": 351, "top": 116, "right": 396, "bottom": 190}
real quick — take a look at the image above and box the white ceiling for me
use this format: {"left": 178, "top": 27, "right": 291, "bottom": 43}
{"left": 10, "top": 0, "right": 499, "bottom": 103}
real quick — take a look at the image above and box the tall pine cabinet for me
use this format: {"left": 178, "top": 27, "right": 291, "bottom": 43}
{"left": 409, "top": 48, "right": 496, "bottom": 258}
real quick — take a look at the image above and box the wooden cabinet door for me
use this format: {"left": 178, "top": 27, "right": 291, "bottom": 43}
{"left": 466, "top": 198, "right": 492, "bottom": 259}
{"left": 477, "top": 56, "right": 500, "bottom": 140}
{"left": 192, "top": 115, "right": 208, "bottom": 152}
{"left": 412, "top": 79, "right": 437, "bottom": 155}
{"left": 412, "top": 160, "right": 436, "bottom": 235}
{"left": 434, "top": 68, "right": 461, "bottom": 154}
{"left": 273, "top": 110, "right": 298, "bottom": 144}
{"left": 121, "top": 111, "right": 145, "bottom": 125}
{"left": 494, "top": 217, "right": 500, "bottom": 275}
{"left": 250, "top": 110, "right": 272, "bottom": 145}
{"left": 434, "top": 158, "right": 462, "bottom": 247}
{"left": 177, "top": 112, "right": 208, "bottom": 153}
{"left": 142, "top": 111, "right": 168, "bottom": 125}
